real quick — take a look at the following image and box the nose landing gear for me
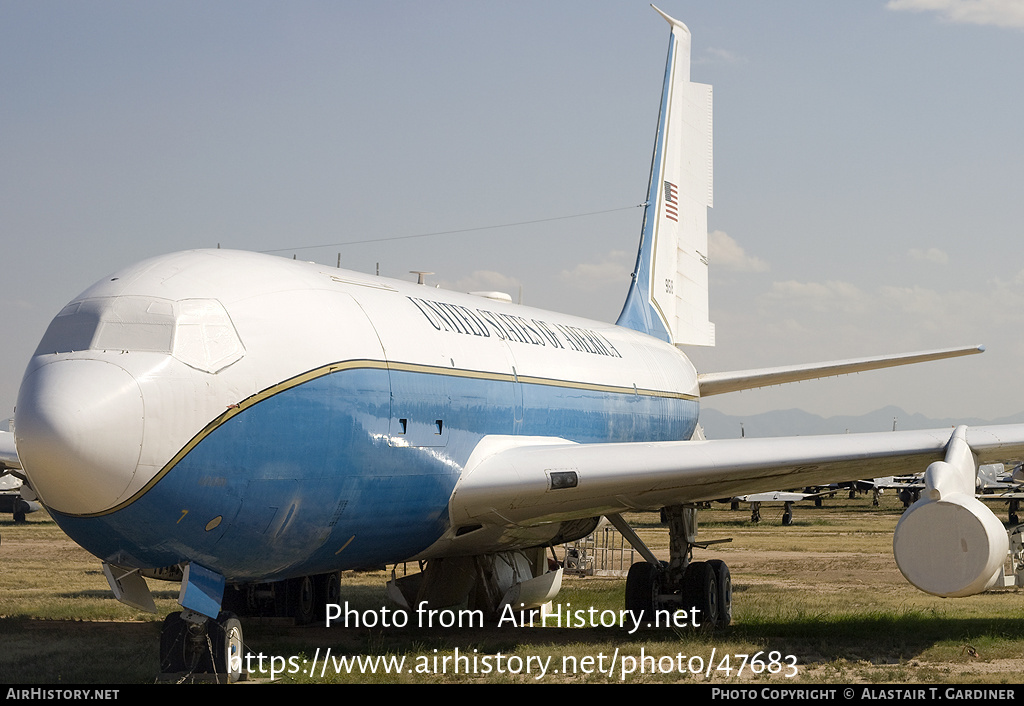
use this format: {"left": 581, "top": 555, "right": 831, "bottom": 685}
{"left": 159, "top": 610, "right": 245, "bottom": 683}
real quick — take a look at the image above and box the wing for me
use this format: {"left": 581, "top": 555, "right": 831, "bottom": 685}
{"left": 448, "top": 424, "right": 1024, "bottom": 527}
{"left": 0, "top": 430, "right": 20, "bottom": 473}
{"left": 448, "top": 424, "right": 1024, "bottom": 599}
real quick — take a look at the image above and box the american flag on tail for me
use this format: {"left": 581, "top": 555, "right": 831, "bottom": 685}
{"left": 663, "top": 181, "right": 678, "bottom": 222}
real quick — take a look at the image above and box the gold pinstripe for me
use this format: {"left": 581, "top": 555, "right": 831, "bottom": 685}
{"left": 69, "top": 358, "right": 697, "bottom": 518}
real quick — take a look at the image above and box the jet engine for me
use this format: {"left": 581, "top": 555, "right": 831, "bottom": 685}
{"left": 893, "top": 426, "right": 1008, "bottom": 597}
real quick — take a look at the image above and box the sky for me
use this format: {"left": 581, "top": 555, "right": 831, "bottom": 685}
{"left": 2, "top": 0, "right": 1023, "bottom": 424}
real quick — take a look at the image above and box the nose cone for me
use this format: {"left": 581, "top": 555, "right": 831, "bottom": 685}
{"left": 16, "top": 359, "right": 144, "bottom": 515}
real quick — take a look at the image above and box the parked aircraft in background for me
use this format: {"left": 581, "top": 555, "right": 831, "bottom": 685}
{"left": 0, "top": 430, "right": 40, "bottom": 532}
{"left": 0, "top": 430, "right": 18, "bottom": 476}
{"left": 9, "top": 6, "right": 1024, "bottom": 681}
{"left": 729, "top": 490, "right": 833, "bottom": 525}
{"left": 974, "top": 464, "right": 1024, "bottom": 525}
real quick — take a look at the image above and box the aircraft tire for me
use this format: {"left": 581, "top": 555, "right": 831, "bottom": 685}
{"left": 211, "top": 612, "right": 245, "bottom": 683}
{"left": 318, "top": 572, "right": 340, "bottom": 620}
{"left": 625, "top": 561, "right": 662, "bottom": 625}
{"left": 706, "top": 559, "right": 732, "bottom": 628}
{"left": 159, "top": 612, "right": 189, "bottom": 674}
{"left": 291, "top": 575, "right": 316, "bottom": 625}
{"left": 161, "top": 611, "right": 216, "bottom": 676}
{"left": 682, "top": 561, "right": 718, "bottom": 629}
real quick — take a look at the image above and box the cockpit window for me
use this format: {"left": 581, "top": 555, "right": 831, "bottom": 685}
{"left": 172, "top": 299, "right": 245, "bottom": 373}
{"left": 35, "top": 301, "right": 101, "bottom": 354}
{"left": 93, "top": 297, "right": 176, "bottom": 353}
{"left": 35, "top": 297, "right": 173, "bottom": 355}
{"left": 34, "top": 296, "right": 244, "bottom": 373}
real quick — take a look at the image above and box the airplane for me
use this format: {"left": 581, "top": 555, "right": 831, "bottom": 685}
{"left": 729, "top": 489, "right": 833, "bottom": 525}
{"left": 0, "top": 429, "right": 19, "bottom": 476}
{"left": 0, "top": 429, "right": 40, "bottom": 532}
{"left": 972, "top": 464, "right": 1024, "bottom": 525}
{"left": 976, "top": 463, "right": 1022, "bottom": 493}
{"left": 10, "top": 6, "right": 1024, "bottom": 682}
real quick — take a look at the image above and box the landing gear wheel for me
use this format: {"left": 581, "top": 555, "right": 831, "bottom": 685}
{"left": 159, "top": 611, "right": 208, "bottom": 675}
{"left": 625, "top": 561, "right": 662, "bottom": 626}
{"left": 292, "top": 575, "right": 316, "bottom": 625}
{"left": 318, "top": 572, "right": 341, "bottom": 620}
{"left": 682, "top": 561, "right": 718, "bottom": 629}
{"left": 706, "top": 559, "right": 732, "bottom": 628}
{"left": 159, "top": 612, "right": 187, "bottom": 674}
{"left": 211, "top": 612, "right": 245, "bottom": 683}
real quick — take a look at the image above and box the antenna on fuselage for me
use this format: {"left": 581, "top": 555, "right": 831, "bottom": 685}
{"left": 410, "top": 271, "right": 434, "bottom": 285}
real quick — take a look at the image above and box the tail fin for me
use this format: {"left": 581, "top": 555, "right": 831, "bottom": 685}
{"left": 617, "top": 6, "right": 714, "bottom": 347}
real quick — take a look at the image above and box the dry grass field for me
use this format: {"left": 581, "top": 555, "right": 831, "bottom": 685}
{"left": 2, "top": 493, "right": 1024, "bottom": 684}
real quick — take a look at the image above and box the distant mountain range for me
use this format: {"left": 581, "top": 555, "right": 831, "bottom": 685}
{"left": 697, "top": 405, "right": 1024, "bottom": 440}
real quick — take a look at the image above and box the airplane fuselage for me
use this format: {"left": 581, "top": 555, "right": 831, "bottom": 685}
{"left": 16, "top": 249, "right": 700, "bottom": 582}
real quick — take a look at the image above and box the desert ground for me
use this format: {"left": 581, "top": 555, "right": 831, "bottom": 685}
{"left": 2, "top": 492, "right": 1023, "bottom": 684}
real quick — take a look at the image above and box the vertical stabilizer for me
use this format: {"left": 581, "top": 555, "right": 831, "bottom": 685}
{"left": 617, "top": 6, "right": 714, "bottom": 347}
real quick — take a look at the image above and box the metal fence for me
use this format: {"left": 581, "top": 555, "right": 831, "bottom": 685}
{"left": 558, "top": 524, "right": 634, "bottom": 576}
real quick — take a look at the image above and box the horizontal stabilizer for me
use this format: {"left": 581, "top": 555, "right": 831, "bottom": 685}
{"left": 697, "top": 345, "right": 984, "bottom": 397}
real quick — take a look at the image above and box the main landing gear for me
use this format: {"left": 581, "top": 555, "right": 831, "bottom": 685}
{"left": 612, "top": 505, "right": 732, "bottom": 630}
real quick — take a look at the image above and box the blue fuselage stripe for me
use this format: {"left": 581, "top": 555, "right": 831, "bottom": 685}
{"left": 51, "top": 363, "right": 698, "bottom": 581}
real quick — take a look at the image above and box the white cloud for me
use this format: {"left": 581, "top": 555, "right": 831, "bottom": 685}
{"left": 908, "top": 247, "right": 949, "bottom": 265}
{"left": 764, "top": 279, "right": 868, "bottom": 314}
{"left": 441, "top": 270, "right": 523, "bottom": 301}
{"left": 752, "top": 278, "right": 1024, "bottom": 350}
{"left": 558, "top": 250, "right": 633, "bottom": 292}
{"left": 698, "top": 47, "right": 747, "bottom": 65}
{"left": 886, "top": 0, "right": 1024, "bottom": 28}
{"left": 709, "top": 230, "right": 769, "bottom": 272}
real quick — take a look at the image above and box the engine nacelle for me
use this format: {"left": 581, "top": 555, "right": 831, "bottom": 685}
{"left": 894, "top": 488, "right": 1007, "bottom": 597}
{"left": 893, "top": 426, "right": 1009, "bottom": 597}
